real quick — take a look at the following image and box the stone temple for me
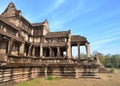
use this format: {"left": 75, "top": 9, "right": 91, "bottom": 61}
{"left": 0, "top": 2, "right": 101, "bottom": 86}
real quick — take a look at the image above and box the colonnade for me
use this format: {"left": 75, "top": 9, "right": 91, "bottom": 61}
{"left": 43, "top": 46, "right": 68, "bottom": 57}
{"left": 70, "top": 42, "right": 90, "bottom": 59}
{"left": 76, "top": 42, "right": 90, "bottom": 59}
{"left": 0, "top": 36, "right": 90, "bottom": 59}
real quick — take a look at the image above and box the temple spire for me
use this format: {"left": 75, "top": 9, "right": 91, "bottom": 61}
{"left": 3, "top": 2, "right": 16, "bottom": 13}
{"left": 8, "top": 2, "right": 15, "bottom": 8}
{"left": 2, "top": 2, "right": 21, "bottom": 17}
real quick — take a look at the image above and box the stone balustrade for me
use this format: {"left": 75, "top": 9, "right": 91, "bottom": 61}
{"left": 2, "top": 56, "right": 78, "bottom": 66}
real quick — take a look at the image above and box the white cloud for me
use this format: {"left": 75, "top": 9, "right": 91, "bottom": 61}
{"left": 103, "top": 29, "right": 120, "bottom": 38}
{"left": 91, "top": 36, "right": 120, "bottom": 46}
{"left": 54, "top": 0, "right": 65, "bottom": 9}
{"left": 31, "top": 0, "right": 66, "bottom": 21}
{"left": 50, "top": 20, "right": 64, "bottom": 31}
{"left": 0, "top": 2, "right": 8, "bottom": 14}
{"left": 50, "top": 1, "right": 85, "bottom": 31}
{"left": 85, "top": 10, "right": 120, "bottom": 27}
{"left": 90, "top": 25, "right": 120, "bottom": 54}
{"left": 50, "top": 0, "right": 99, "bottom": 31}
{"left": 92, "top": 26, "right": 120, "bottom": 40}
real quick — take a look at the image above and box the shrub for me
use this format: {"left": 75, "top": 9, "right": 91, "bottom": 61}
{"left": 45, "top": 76, "right": 54, "bottom": 80}
{"left": 109, "top": 68, "right": 115, "bottom": 73}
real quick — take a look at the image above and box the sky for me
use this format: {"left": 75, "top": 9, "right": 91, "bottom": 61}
{"left": 0, "top": 0, "right": 120, "bottom": 56}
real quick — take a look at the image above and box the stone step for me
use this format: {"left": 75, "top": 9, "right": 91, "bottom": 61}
{"left": 80, "top": 72, "right": 100, "bottom": 79}
{"left": 81, "top": 75, "right": 100, "bottom": 79}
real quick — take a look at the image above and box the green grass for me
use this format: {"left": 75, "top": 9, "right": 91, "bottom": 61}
{"left": 15, "top": 76, "right": 61, "bottom": 86}
{"left": 15, "top": 72, "right": 120, "bottom": 86}
{"left": 14, "top": 78, "right": 40, "bottom": 86}
{"left": 45, "top": 76, "right": 61, "bottom": 80}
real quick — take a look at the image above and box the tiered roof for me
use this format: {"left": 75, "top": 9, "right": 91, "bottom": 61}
{"left": 71, "top": 35, "right": 88, "bottom": 46}
{"left": 32, "top": 22, "right": 44, "bottom": 27}
{"left": 45, "top": 30, "right": 70, "bottom": 38}
{"left": 71, "top": 35, "right": 87, "bottom": 42}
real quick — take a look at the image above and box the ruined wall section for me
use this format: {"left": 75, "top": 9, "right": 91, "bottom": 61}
{"left": 1, "top": 2, "right": 33, "bottom": 42}
{"left": 1, "top": 2, "right": 51, "bottom": 44}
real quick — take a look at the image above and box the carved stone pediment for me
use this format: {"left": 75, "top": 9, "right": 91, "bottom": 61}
{"left": 2, "top": 2, "right": 21, "bottom": 18}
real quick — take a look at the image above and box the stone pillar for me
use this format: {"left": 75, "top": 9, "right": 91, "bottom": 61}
{"left": 19, "top": 43, "right": 25, "bottom": 56}
{"left": 67, "top": 32, "right": 71, "bottom": 58}
{"left": 57, "top": 47, "right": 60, "bottom": 57}
{"left": 8, "top": 38, "right": 13, "bottom": 55}
{"left": 32, "top": 46, "right": 35, "bottom": 57}
{"left": 49, "top": 47, "right": 52, "bottom": 57}
{"left": 67, "top": 46, "right": 71, "bottom": 58}
{"left": 44, "top": 66, "right": 47, "bottom": 77}
{"left": 71, "top": 46, "right": 72, "bottom": 57}
{"left": 66, "top": 47, "right": 68, "bottom": 57}
{"left": 66, "top": 46, "right": 69, "bottom": 58}
{"left": 67, "top": 46, "right": 70, "bottom": 58}
{"left": 86, "top": 43, "right": 90, "bottom": 59}
{"left": 28, "top": 45, "right": 32, "bottom": 56}
{"left": 77, "top": 43, "right": 80, "bottom": 59}
{"left": 40, "top": 44, "right": 43, "bottom": 57}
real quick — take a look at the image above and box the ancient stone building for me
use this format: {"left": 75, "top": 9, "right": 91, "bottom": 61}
{"left": 0, "top": 2, "right": 100, "bottom": 86}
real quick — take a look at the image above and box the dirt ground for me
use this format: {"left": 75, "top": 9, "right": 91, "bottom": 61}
{"left": 15, "top": 73, "right": 120, "bottom": 86}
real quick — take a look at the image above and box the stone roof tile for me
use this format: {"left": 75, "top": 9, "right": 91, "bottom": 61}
{"left": 45, "top": 31, "right": 70, "bottom": 38}
{"left": 71, "top": 35, "right": 87, "bottom": 42}
{"left": 32, "top": 22, "right": 44, "bottom": 27}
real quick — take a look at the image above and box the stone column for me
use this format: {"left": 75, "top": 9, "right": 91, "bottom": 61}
{"left": 40, "top": 44, "right": 43, "bottom": 57}
{"left": 77, "top": 43, "right": 80, "bottom": 59}
{"left": 32, "top": 46, "right": 35, "bottom": 57}
{"left": 28, "top": 45, "right": 32, "bottom": 56}
{"left": 66, "top": 32, "right": 71, "bottom": 58}
{"left": 71, "top": 46, "right": 72, "bottom": 57}
{"left": 66, "top": 46, "right": 71, "bottom": 58}
{"left": 57, "top": 47, "right": 60, "bottom": 57}
{"left": 7, "top": 38, "right": 13, "bottom": 55}
{"left": 66, "top": 46, "right": 69, "bottom": 58}
{"left": 86, "top": 42, "right": 90, "bottom": 59}
{"left": 49, "top": 47, "right": 52, "bottom": 57}
{"left": 67, "top": 46, "right": 70, "bottom": 58}
{"left": 19, "top": 43, "right": 25, "bottom": 56}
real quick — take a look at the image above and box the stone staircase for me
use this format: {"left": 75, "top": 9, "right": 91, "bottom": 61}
{"left": 80, "top": 72, "right": 100, "bottom": 79}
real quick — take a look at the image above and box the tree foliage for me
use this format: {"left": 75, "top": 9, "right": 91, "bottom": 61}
{"left": 90, "top": 52, "right": 120, "bottom": 68}
{"left": 78, "top": 51, "right": 120, "bottom": 68}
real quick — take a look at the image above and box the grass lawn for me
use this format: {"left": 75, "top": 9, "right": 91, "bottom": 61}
{"left": 15, "top": 69, "right": 120, "bottom": 86}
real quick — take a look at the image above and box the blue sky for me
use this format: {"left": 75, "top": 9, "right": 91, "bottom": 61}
{"left": 0, "top": 0, "right": 120, "bottom": 56}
